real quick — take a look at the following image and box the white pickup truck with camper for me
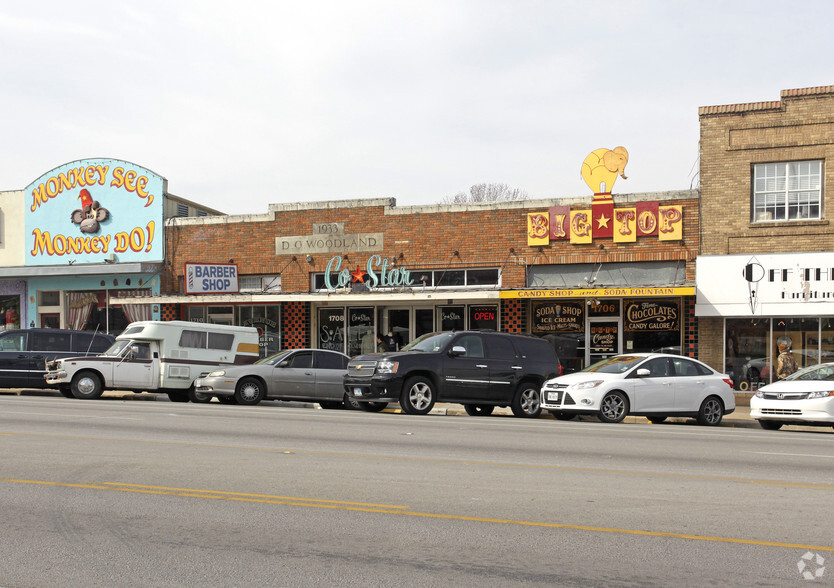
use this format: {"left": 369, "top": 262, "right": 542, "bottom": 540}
{"left": 44, "top": 321, "right": 260, "bottom": 402}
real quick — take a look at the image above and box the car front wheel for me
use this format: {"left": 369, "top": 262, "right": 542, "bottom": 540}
{"left": 758, "top": 420, "right": 783, "bottom": 430}
{"left": 511, "top": 383, "right": 542, "bottom": 418}
{"left": 235, "top": 377, "right": 265, "bottom": 406}
{"left": 400, "top": 376, "right": 436, "bottom": 415}
{"left": 188, "top": 386, "right": 212, "bottom": 403}
{"left": 358, "top": 401, "right": 388, "bottom": 413}
{"left": 697, "top": 396, "right": 724, "bottom": 426}
{"left": 464, "top": 404, "right": 495, "bottom": 416}
{"left": 71, "top": 371, "right": 103, "bottom": 400}
{"left": 598, "top": 391, "right": 629, "bottom": 423}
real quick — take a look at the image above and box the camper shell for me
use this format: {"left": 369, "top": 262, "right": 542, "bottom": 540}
{"left": 44, "top": 320, "right": 260, "bottom": 402}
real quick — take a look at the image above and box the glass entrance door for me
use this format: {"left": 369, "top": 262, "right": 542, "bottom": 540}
{"left": 587, "top": 318, "right": 621, "bottom": 366}
{"left": 385, "top": 308, "right": 410, "bottom": 351}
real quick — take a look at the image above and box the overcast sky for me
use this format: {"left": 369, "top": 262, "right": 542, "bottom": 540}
{"left": 2, "top": 1, "right": 832, "bottom": 214}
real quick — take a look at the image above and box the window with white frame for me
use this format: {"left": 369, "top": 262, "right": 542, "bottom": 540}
{"left": 752, "top": 161, "right": 822, "bottom": 221}
{"left": 239, "top": 275, "right": 281, "bottom": 292}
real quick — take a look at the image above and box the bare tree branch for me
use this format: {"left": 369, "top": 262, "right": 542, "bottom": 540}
{"left": 442, "top": 183, "right": 530, "bottom": 203}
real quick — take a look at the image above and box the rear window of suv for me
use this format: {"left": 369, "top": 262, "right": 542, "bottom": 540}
{"left": 513, "top": 336, "right": 552, "bottom": 360}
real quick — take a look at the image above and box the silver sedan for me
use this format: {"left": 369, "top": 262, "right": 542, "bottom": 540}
{"left": 194, "top": 348, "right": 386, "bottom": 410}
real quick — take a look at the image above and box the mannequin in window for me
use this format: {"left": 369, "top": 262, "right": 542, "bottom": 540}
{"left": 776, "top": 342, "right": 797, "bottom": 380}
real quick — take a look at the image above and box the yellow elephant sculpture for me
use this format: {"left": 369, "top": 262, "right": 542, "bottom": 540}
{"left": 580, "top": 146, "right": 629, "bottom": 195}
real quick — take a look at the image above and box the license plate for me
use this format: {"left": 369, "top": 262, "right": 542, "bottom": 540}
{"left": 353, "top": 388, "right": 363, "bottom": 397}
{"left": 546, "top": 391, "right": 561, "bottom": 403}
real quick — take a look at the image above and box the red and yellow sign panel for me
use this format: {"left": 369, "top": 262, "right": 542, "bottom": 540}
{"left": 530, "top": 201, "right": 682, "bottom": 245}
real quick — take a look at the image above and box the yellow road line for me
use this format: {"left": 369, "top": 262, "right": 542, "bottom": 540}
{"left": 1, "top": 477, "right": 832, "bottom": 553}
{"left": 101, "top": 481, "right": 409, "bottom": 509}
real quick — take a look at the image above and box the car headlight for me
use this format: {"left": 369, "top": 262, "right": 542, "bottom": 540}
{"left": 806, "top": 391, "right": 834, "bottom": 399}
{"left": 207, "top": 370, "right": 226, "bottom": 377}
{"left": 376, "top": 360, "right": 399, "bottom": 374}
{"left": 755, "top": 390, "right": 764, "bottom": 398}
{"left": 571, "top": 380, "right": 604, "bottom": 390}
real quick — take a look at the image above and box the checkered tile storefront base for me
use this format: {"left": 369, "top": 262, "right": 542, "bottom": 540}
{"left": 500, "top": 299, "right": 525, "bottom": 333}
{"left": 161, "top": 304, "right": 178, "bottom": 321}
{"left": 282, "top": 301, "right": 310, "bottom": 349}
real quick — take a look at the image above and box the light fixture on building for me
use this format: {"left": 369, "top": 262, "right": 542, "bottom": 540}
{"left": 305, "top": 255, "right": 314, "bottom": 263}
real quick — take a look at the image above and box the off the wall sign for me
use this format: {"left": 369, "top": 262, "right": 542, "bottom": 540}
{"left": 527, "top": 202, "right": 683, "bottom": 245}
{"left": 25, "top": 158, "right": 164, "bottom": 265}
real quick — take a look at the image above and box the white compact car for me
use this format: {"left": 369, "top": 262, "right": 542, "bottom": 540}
{"left": 750, "top": 362, "right": 834, "bottom": 430}
{"left": 540, "top": 353, "right": 735, "bottom": 425}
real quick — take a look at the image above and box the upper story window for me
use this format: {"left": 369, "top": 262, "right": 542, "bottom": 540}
{"left": 753, "top": 161, "right": 822, "bottom": 222}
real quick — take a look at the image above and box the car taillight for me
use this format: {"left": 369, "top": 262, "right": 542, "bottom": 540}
{"left": 558, "top": 364, "right": 563, "bottom": 376}
{"left": 723, "top": 378, "right": 733, "bottom": 389}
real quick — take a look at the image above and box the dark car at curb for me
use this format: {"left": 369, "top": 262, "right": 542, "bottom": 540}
{"left": 0, "top": 328, "right": 115, "bottom": 391}
{"left": 343, "top": 330, "right": 561, "bottom": 417}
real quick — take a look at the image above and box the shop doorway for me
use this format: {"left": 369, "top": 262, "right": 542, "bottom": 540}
{"left": 382, "top": 307, "right": 435, "bottom": 350}
{"left": 587, "top": 317, "right": 621, "bottom": 366}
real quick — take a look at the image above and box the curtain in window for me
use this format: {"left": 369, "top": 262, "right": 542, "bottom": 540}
{"left": 114, "top": 289, "right": 152, "bottom": 324}
{"left": 67, "top": 292, "right": 98, "bottom": 330}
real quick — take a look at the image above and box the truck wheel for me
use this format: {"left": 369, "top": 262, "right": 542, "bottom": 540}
{"left": 464, "top": 404, "right": 494, "bottom": 416}
{"left": 71, "top": 371, "right": 103, "bottom": 400}
{"left": 400, "top": 376, "right": 436, "bottom": 415}
{"left": 358, "top": 401, "right": 388, "bottom": 413}
{"left": 235, "top": 377, "right": 265, "bottom": 406}
{"left": 188, "top": 386, "right": 212, "bottom": 403}
{"left": 511, "top": 382, "right": 542, "bottom": 418}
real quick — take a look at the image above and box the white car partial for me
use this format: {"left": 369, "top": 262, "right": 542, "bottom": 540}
{"left": 750, "top": 362, "right": 834, "bottom": 430}
{"left": 540, "top": 353, "right": 735, "bottom": 426}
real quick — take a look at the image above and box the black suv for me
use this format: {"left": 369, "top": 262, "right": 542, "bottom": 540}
{"left": 0, "top": 328, "right": 115, "bottom": 390}
{"left": 344, "top": 331, "right": 561, "bottom": 417}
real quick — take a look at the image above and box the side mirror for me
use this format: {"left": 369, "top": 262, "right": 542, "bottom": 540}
{"left": 278, "top": 360, "right": 290, "bottom": 368}
{"left": 636, "top": 368, "right": 650, "bottom": 377}
{"left": 449, "top": 346, "right": 466, "bottom": 357}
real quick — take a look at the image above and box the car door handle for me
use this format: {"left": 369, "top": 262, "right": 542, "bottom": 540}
{"left": 511, "top": 365, "right": 523, "bottom": 370}
{"left": 476, "top": 364, "right": 488, "bottom": 369}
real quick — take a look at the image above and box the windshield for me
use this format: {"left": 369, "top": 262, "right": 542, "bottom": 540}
{"left": 401, "top": 332, "right": 455, "bottom": 352}
{"left": 101, "top": 340, "right": 134, "bottom": 357}
{"left": 584, "top": 355, "right": 646, "bottom": 374}
{"left": 785, "top": 363, "right": 834, "bottom": 381}
{"left": 255, "top": 350, "right": 293, "bottom": 366}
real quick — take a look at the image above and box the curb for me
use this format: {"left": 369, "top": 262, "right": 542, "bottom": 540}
{"left": 0, "top": 389, "right": 772, "bottom": 429}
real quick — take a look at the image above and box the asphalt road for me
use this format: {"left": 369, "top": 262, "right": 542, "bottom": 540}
{"left": 1, "top": 394, "right": 832, "bottom": 587}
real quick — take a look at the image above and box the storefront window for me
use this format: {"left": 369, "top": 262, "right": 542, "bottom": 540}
{"left": 623, "top": 299, "right": 680, "bottom": 354}
{"left": 0, "top": 295, "right": 21, "bottom": 331}
{"left": 468, "top": 305, "right": 498, "bottom": 331}
{"left": 821, "top": 318, "right": 834, "bottom": 363}
{"left": 773, "top": 317, "right": 818, "bottom": 376}
{"left": 347, "top": 307, "right": 374, "bottom": 357}
{"left": 725, "top": 318, "right": 770, "bottom": 391}
{"left": 238, "top": 305, "right": 281, "bottom": 357}
{"left": 439, "top": 306, "right": 465, "bottom": 331}
{"left": 530, "top": 301, "right": 584, "bottom": 373}
{"left": 186, "top": 306, "right": 206, "bottom": 322}
{"left": 318, "top": 308, "right": 345, "bottom": 352}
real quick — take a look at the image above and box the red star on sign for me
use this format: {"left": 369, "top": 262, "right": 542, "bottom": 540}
{"left": 350, "top": 266, "right": 366, "bottom": 283}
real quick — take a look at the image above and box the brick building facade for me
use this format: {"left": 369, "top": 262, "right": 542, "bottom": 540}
{"left": 696, "top": 86, "right": 834, "bottom": 389}
{"left": 143, "top": 190, "right": 699, "bottom": 371}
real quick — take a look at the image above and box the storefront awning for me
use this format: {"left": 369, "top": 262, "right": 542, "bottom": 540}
{"left": 111, "top": 289, "right": 502, "bottom": 305}
{"left": 500, "top": 287, "right": 695, "bottom": 299}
